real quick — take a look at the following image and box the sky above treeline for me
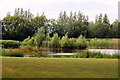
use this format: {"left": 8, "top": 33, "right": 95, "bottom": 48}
{"left": 0, "top": 0, "right": 119, "bottom": 23}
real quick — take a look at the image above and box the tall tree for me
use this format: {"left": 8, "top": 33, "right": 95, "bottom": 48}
{"left": 103, "top": 14, "right": 109, "bottom": 24}
{"left": 32, "top": 14, "right": 47, "bottom": 33}
{"left": 34, "top": 27, "right": 45, "bottom": 47}
{"left": 98, "top": 14, "right": 103, "bottom": 23}
{"left": 2, "top": 15, "right": 34, "bottom": 41}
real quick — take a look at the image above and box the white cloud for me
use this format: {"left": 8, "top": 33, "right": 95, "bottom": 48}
{"left": 0, "top": 0, "right": 119, "bottom": 23}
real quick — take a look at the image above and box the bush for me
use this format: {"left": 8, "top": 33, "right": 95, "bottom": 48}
{"left": 69, "top": 38, "right": 77, "bottom": 49}
{"left": 34, "top": 27, "right": 45, "bottom": 47}
{"left": 0, "top": 40, "right": 20, "bottom": 48}
{"left": 60, "top": 33, "right": 70, "bottom": 48}
{"left": 76, "top": 35, "right": 88, "bottom": 49}
{"left": 88, "top": 38, "right": 114, "bottom": 49}
{"left": 21, "top": 36, "right": 35, "bottom": 47}
{"left": 50, "top": 33, "right": 60, "bottom": 48}
{"left": 72, "top": 50, "right": 88, "bottom": 58}
{"left": 42, "top": 33, "right": 51, "bottom": 48}
{"left": 111, "top": 53, "right": 119, "bottom": 58}
{"left": 24, "top": 51, "right": 38, "bottom": 57}
{"left": 88, "top": 51, "right": 102, "bottom": 58}
{"left": 42, "top": 41, "right": 51, "bottom": 48}
{"left": 72, "top": 51, "right": 118, "bottom": 58}
{"left": 102, "top": 54, "right": 111, "bottom": 58}
{"left": 2, "top": 49, "right": 24, "bottom": 57}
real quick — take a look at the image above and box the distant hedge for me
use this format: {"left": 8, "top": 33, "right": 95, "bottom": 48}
{"left": 0, "top": 40, "right": 21, "bottom": 48}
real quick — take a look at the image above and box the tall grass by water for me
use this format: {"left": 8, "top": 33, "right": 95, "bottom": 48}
{"left": 88, "top": 38, "right": 119, "bottom": 49}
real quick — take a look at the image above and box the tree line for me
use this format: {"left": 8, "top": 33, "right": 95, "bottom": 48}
{"left": 0, "top": 8, "right": 119, "bottom": 41}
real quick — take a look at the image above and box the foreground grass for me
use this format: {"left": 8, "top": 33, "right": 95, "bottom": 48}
{"left": 2, "top": 57, "right": 118, "bottom": 78}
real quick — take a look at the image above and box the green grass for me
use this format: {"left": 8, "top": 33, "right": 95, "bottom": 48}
{"left": 2, "top": 57, "right": 118, "bottom": 78}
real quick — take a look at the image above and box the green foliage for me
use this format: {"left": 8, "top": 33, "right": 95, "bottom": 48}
{"left": 2, "top": 49, "right": 24, "bottom": 57}
{"left": 1, "top": 9, "right": 120, "bottom": 42}
{"left": 45, "top": 33, "right": 51, "bottom": 41}
{"left": 60, "top": 33, "right": 69, "bottom": 48}
{"left": 24, "top": 51, "right": 39, "bottom": 57}
{"left": 102, "top": 54, "right": 111, "bottom": 58}
{"left": 76, "top": 35, "right": 88, "bottom": 49}
{"left": 0, "top": 40, "right": 20, "bottom": 48}
{"left": 21, "top": 36, "right": 30, "bottom": 46}
{"left": 34, "top": 27, "right": 45, "bottom": 47}
{"left": 2, "top": 8, "right": 48, "bottom": 41}
{"left": 21, "top": 36, "right": 35, "bottom": 47}
{"left": 42, "top": 33, "right": 51, "bottom": 48}
{"left": 69, "top": 38, "right": 77, "bottom": 49}
{"left": 72, "top": 51, "right": 118, "bottom": 58}
{"left": 50, "top": 33, "right": 60, "bottom": 48}
{"left": 88, "top": 38, "right": 116, "bottom": 49}
{"left": 2, "top": 15, "right": 34, "bottom": 41}
{"left": 111, "top": 53, "right": 119, "bottom": 58}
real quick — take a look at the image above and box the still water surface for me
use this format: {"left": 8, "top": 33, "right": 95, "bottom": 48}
{"left": 40, "top": 48, "right": 120, "bottom": 56}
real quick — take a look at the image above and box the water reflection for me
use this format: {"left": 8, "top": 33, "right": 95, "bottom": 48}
{"left": 88, "top": 49, "right": 120, "bottom": 55}
{"left": 39, "top": 48, "right": 120, "bottom": 56}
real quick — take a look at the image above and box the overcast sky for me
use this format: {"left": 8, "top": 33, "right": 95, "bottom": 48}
{"left": 0, "top": 0, "right": 119, "bottom": 23}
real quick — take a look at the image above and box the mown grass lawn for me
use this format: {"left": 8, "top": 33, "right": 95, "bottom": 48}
{"left": 2, "top": 57, "right": 118, "bottom": 78}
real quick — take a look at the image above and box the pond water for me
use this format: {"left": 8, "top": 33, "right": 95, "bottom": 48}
{"left": 88, "top": 49, "right": 120, "bottom": 55}
{"left": 40, "top": 48, "right": 120, "bottom": 56}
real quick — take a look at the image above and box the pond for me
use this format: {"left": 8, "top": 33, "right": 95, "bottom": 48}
{"left": 40, "top": 48, "right": 120, "bottom": 56}
{"left": 88, "top": 49, "right": 120, "bottom": 55}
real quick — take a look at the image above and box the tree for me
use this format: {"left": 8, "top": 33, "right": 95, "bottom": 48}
{"left": 2, "top": 15, "right": 34, "bottom": 41}
{"left": 0, "top": 20, "right": 2, "bottom": 40}
{"left": 43, "top": 33, "right": 51, "bottom": 47}
{"left": 98, "top": 14, "right": 103, "bottom": 23}
{"left": 2, "top": 8, "right": 48, "bottom": 41}
{"left": 93, "top": 23, "right": 111, "bottom": 38}
{"left": 32, "top": 14, "right": 47, "bottom": 33}
{"left": 76, "top": 35, "right": 88, "bottom": 49}
{"left": 103, "top": 14, "right": 109, "bottom": 24}
{"left": 60, "top": 33, "right": 69, "bottom": 48}
{"left": 21, "top": 36, "right": 35, "bottom": 47}
{"left": 2, "top": 9, "right": 119, "bottom": 40}
{"left": 86, "top": 21, "right": 95, "bottom": 38}
{"left": 53, "top": 11, "right": 89, "bottom": 38}
{"left": 34, "top": 27, "right": 45, "bottom": 47}
{"left": 50, "top": 33, "right": 60, "bottom": 48}
{"left": 111, "top": 20, "right": 119, "bottom": 38}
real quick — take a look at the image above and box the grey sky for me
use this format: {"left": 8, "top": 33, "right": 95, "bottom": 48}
{"left": 0, "top": 0, "right": 119, "bottom": 23}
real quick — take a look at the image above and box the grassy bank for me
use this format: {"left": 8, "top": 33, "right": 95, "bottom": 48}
{"left": 2, "top": 57, "right": 118, "bottom": 78}
{"left": 87, "top": 38, "right": 119, "bottom": 49}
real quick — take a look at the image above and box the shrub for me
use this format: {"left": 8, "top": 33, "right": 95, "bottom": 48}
{"left": 111, "top": 53, "right": 119, "bottom": 58}
{"left": 24, "top": 51, "right": 38, "bottom": 57}
{"left": 76, "top": 35, "right": 88, "bottom": 49}
{"left": 102, "top": 54, "right": 111, "bottom": 58}
{"left": 72, "top": 53, "right": 88, "bottom": 58}
{"left": 72, "top": 51, "right": 118, "bottom": 58}
{"left": 42, "top": 41, "right": 51, "bottom": 48}
{"left": 10, "top": 53, "right": 24, "bottom": 57}
{"left": 88, "top": 51, "right": 102, "bottom": 58}
{"left": 72, "top": 50, "right": 88, "bottom": 58}
{"left": 60, "top": 33, "right": 70, "bottom": 48}
{"left": 0, "top": 40, "right": 20, "bottom": 48}
{"left": 69, "top": 38, "right": 77, "bottom": 49}
{"left": 34, "top": 27, "right": 45, "bottom": 47}
{"left": 88, "top": 38, "right": 115, "bottom": 49}
{"left": 2, "top": 49, "right": 24, "bottom": 57}
{"left": 21, "top": 36, "right": 35, "bottom": 47}
{"left": 42, "top": 33, "right": 51, "bottom": 48}
{"left": 50, "top": 33, "right": 60, "bottom": 48}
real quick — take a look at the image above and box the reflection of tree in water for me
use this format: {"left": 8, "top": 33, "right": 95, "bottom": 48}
{"left": 51, "top": 48, "right": 75, "bottom": 53}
